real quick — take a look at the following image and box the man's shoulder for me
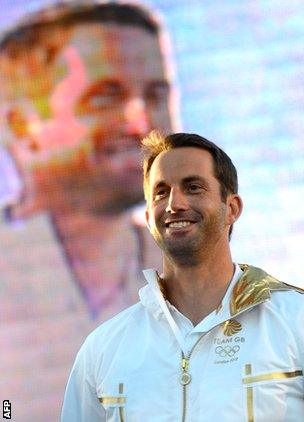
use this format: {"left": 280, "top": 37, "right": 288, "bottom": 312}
{"left": 269, "top": 280, "right": 304, "bottom": 313}
{"left": 82, "top": 301, "right": 145, "bottom": 352}
{"left": 100, "top": 301, "right": 144, "bottom": 330}
{"left": 239, "top": 264, "right": 304, "bottom": 295}
{"left": 279, "top": 280, "right": 304, "bottom": 295}
{"left": 247, "top": 264, "right": 304, "bottom": 313}
{"left": 234, "top": 264, "right": 304, "bottom": 317}
{"left": 230, "top": 264, "right": 304, "bottom": 315}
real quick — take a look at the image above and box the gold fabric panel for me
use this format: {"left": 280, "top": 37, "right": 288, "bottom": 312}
{"left": 244, "top": 364, "right": 254, "bottom": 422}
{"left": 243, "top": 370, "right": 303, "bottom": 385}
{"left": 98, "top": 397, "right": 126, "bottom": 405}
{"left": 119, "top": 383, "right": 125, "bottom": 422}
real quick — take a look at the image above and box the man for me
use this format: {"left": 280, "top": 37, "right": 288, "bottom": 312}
{"left": 0, "top": 1, "right": 177, "bottom": 316}
{"left": 0, "top": 3, "right": 177, "bottom": 420}
{"left": 62, "top": 132, "right": 304, "bottom": 421}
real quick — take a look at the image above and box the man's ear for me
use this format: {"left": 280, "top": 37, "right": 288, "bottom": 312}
{"left": 6, "top": 107, "right": 28, "bottom": 138}
{"left": 226, "top": 194, "right": 243, "bottom": 226}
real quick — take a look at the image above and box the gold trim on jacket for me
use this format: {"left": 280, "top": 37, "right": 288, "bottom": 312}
{"left": 230, "top": 264, "right": 304, "bottom": 316}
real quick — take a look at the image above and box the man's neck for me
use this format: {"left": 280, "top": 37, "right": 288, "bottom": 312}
{"left": 51, "top": 210, "right": 123, "bottom": 239}
{"left": 49, "top": 210, "right": 140, "bottom": 317}
{"left": 161, "top": 253, "right": 235, "bottom": 326}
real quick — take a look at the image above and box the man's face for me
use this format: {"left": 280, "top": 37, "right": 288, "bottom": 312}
{"left": 146, "top": 147, "right": 231, "bottom": 266}
{"left": 1, "top": 22, "right": 175, "bottom": 215}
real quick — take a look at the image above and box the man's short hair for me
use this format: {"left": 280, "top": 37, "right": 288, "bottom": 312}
{"left": 142, "top": 131, "right": 238, "bottom": 237}
{"left": 142, "top": 131, "right": 238, "bottom": 201}
{"left": 0, "top": 2, "right": 160, "bottom": 56}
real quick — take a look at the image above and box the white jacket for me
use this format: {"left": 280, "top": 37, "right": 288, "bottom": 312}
{"left": 61, "top": 264, "right": 304, "bottom": 422}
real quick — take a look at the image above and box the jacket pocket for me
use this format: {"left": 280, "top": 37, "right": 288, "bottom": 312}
{"left": 242, "top": 364, "right": 303, "bottom": 422}
{"left": 99, "top": 383, "right": 127, "bottom": 422}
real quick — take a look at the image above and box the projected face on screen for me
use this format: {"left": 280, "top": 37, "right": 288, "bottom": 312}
{"left": 1, "top": 21, "right": 174, "bottom": 216}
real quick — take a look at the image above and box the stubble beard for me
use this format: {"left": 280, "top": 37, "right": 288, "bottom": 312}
{"left": 153, "top": 208, "right": 226, "bottom": 268}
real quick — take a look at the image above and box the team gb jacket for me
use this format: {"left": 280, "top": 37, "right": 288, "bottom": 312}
{"left": 61, "top": 264, "right": 304, "bottom": 422}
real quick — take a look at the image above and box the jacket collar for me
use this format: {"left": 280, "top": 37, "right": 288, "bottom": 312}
{"left": 230, "top": 264, "right": 297, "bottom": 316}
{"left": 140, "top": 264, "right": 299, "bottom": 320}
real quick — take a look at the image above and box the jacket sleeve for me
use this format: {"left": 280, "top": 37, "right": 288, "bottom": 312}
{"left": 293, "top": 292, "right": 304, "bottom": 399}
{"left": 61, "top": 339, "right": 106, "bottom": 422}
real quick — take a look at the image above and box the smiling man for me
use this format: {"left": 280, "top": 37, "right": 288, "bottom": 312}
{"left": 0, "top": 2, "right": 178, "bottom": 420}
{"left": 62, "top": 131, "right": 304, "bottom": 421}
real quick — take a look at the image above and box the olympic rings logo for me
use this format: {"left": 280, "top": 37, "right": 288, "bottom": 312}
{"left": 215, "top": 345, "right": 240, "bottom": 357}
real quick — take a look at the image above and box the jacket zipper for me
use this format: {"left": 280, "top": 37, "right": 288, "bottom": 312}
{"left": 180, "top": 355, "right": 190, "bottom": 422}
{"left": 180, "top": 335, "right": 205, "bottom": 422}
{"left": 181, "top": 357, "right": 191, "bottom": 385}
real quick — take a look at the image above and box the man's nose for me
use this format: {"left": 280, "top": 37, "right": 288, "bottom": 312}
{"left": 165, "top": 188, "right": 189, "bottom": 213}
{"left": 123, "top": 97, "right": 150, "bottom": 136}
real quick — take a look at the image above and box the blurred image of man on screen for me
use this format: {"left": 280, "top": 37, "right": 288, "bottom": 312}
{"left": 0, "top": 1, "right": 179, "bottom": 420}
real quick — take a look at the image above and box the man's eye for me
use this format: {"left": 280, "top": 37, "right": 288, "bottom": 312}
{"left": 145, "top": 83, "right": 170, "bottom": 104}
{"left": 87, "top": 92, "right": 121, "bottom": 108}
{"left": 146, "top": 89, "right": 168, "bottom": 103}
{"left": 187, "top": 184, "right": 201, "bottom": 192}
{"left": 76, "top": 83, "right": 123, "bottom": 114}
{"left": 155, "top": 189, "right": 168, "bottom": 199}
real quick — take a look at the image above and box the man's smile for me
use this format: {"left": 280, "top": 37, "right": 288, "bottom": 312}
{"left": 163, "top": 219, "right": 198, "bottom": 233}
{"left": 167, "top": 221, "right": 191, "bottom": 228}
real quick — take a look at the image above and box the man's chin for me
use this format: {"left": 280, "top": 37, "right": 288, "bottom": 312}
{"left": 152, "top": 236, "right": 198, "bottom": 265}
{"left": 166, "top": 247, "right": 200, "bottom": 267}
